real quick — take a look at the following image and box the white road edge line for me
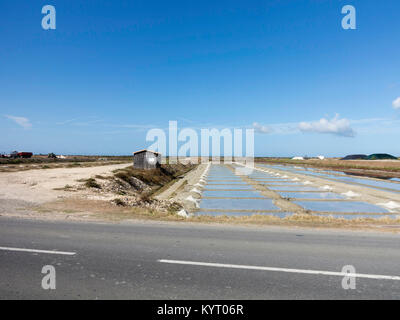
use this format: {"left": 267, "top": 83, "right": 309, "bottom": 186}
{"left": 0, "top": 246, "right": 76, "bottom": 256}
{"left": 158, "top": 259, "right": 400, "bottom": 281}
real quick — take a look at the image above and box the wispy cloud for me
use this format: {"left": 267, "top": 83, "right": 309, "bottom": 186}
{"left": 4, "top": 115, "right": 32, "bottom": 129}
{"left": 250, "top": 117, "right": 400, "bottom": 136}
{"left": 73, "top": 119, "right": 105, "bottom": 126}
{"left": 55, "top": 117, "right": 156, "bottom": 131}
{"left": 56, "top": 118, "right": 79, "bottom": 125}
{"left": 353, "top": 118, "right": 400, "bottom": 135}
{"left": 112, "top": 124, "right": 156, "bottom": 129}
{"left": 252, "top": 122, "right": 272, "bottom": 134}
{"left": 298, "top": 114, "right": 355, "bottom": 137}
{"left": 349, "top": 117, "right": 388, "bottom": 124}
{"left": 56, "top": 117, "right": 104, "bottom": 126}
{"left": 392, "top": 97, "right": 400, "bottom": 109}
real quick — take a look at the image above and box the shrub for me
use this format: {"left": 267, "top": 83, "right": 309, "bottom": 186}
{"left": 112, "top": 198, "right": 126, "bottom": 206}
{"left": 140, "top": 192, "right": 152, "bottom": 203}
{"left": 84, "top": 178, "right": 101, "bottom": 189}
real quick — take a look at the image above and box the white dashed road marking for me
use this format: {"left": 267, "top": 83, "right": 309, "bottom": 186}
{"left": 158, "top": 259, "right": 400, "bottom": 281}
{"left": 0, "top": 246, "right": 76, "bottom": 255}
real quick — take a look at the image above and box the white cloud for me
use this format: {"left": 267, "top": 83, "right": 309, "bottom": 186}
{"left": 252, "top": 122, "right": 272, "bottom": 134}
{"left": 298, "top": 114, "right": 355, "bottom": 137}
{"left": 392, "top": 97, "right": 400, "bottom": 109}
{"left": 5, "top": 115, "right": 32, "bottom": 129}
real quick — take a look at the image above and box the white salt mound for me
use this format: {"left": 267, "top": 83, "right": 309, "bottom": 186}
{"left": 177, "top": 209, "right": 189, "bottom": 218}
{"left": 342, "top": 191, "right": 360, "bottom": 198}
{"left": 191, "top": 188, "right": 202, "bottom": 194}
{"left": 377, "top": 201, "right": 400, "bottom": 211}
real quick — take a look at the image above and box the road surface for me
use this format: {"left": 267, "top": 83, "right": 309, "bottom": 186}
{"left": 0, "top": 217, "right": 399, "bottom": 299}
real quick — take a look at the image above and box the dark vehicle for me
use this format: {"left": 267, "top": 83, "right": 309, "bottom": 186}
{"left": 10, "top": 151, "right": 33, "bottom": 159}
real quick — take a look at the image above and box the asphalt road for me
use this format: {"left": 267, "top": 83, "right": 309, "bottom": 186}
{"left": 0, "top": 217, "right": 400, "bottom": 299}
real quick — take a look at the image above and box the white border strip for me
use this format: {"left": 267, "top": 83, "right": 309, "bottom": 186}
{"left": 0, "top": 246, "right": 76, "bottom": 256}
{"left": 158, "top": 259, "right": 400, "bottom": 281}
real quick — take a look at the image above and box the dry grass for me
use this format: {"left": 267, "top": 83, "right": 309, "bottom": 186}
{"left": 114, "top": 165, "right": 190, "bottom": 185}
{"left": 94, "top": 175, "right": 112, "bottom": 180}
{"left": 31, "top": 198, "right": 400, "bottom": 233}
{"left": 188, "top": 213, "right": 400, "bottom": 232}
{"left": 35, "top": 198, "right": 179, "bottom": 222}
{"left": 0, "top": 155, "right": 131, "bottom": 165}
{"left": 257, "top": 158, "right": 400, "bottom": 178}
{"left": 0, "top": 160, "right": 130, "bottom": 173}
{"left": 84, "top": 178, "right": 102, "bottom": 189}
{"left": 53, "top": 184, "right": 76, "bottom": 191}
{"left": 257, "top": 158, "right": 400, "bottom": 170}
{"left": 111, "top": 198, "right": 126, "bottom": 206}
{"left": 113, "top": 163, "right": 195, "bottom": 192}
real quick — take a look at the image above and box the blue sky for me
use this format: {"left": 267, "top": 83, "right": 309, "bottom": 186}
{"left": 1, "top": 0, "right": 400, "bottom": 156}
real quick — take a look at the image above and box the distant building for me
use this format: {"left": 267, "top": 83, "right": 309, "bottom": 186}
{"left": 133, "top": 149, "right": 161, "bottom": 170}
{"left": 292, "top": 156, "right": 304, "bottom": 160}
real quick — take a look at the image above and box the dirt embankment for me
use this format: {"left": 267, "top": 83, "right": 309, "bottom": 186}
{"left": 155, "top": 163, "right": 210, "bottom": 214}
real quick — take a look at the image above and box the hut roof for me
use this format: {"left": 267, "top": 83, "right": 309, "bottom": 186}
{"left": 133, "top": 149, "right": 161, "bottom": 155}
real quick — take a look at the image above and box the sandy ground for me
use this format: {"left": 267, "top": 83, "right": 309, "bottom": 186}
{"left": 0, "top": 163, "right": 130, "bottom": 207}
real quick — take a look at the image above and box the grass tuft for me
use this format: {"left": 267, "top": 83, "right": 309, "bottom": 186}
{"left": 112, "top": 198, "right": 126, "bottom": 206}
{"left": 84, "top": 178, "right": 102, "bottom": 189}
